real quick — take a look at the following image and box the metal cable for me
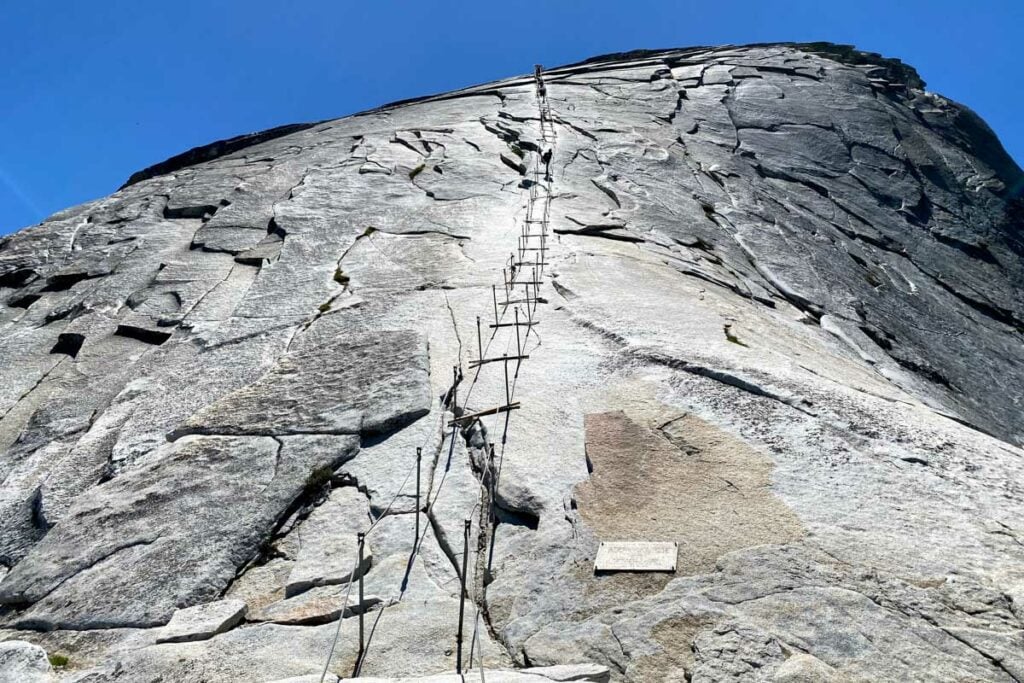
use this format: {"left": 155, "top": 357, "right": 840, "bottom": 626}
{"left": 322, "top": 69, "right": 555, "bottom": 681}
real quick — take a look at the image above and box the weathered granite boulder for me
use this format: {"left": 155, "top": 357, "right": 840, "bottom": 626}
{"left": 2, "top": 42, "right": 1023, "bottom": 682}
{"left": 0, "top": 640, "right": 56, "bottom": 683}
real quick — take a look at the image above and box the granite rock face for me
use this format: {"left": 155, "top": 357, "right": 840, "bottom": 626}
{"left": 1, "top": 43, "right": 1023, "bottom": 682}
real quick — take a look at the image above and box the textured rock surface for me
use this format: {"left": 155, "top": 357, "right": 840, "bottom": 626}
{"left": 0, "top": 640, "right": 56, "bottom": 682}
{"left": 155, "top": 600, "right": 247, "bottom": 644}
{"left": 1, "top": 43, "right": 1023, "bottom": 682}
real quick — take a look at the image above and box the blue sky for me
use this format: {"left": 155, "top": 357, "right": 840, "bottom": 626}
{"left": 1, "top": 0, "right": 1021, "bottom": 235}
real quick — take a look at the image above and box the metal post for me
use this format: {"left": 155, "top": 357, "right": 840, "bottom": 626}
{"left": 492, "top": 285, "right": 498, "bottom": 324}
{"left": 532, "top": 266, "right": 539, "bottom": 317}
{"left": 514, "top": 308, "right": 522, "bottom": 359}
{"left": 485, "top": 442, "right": 499, "bottom": 584}
{"left": 503, "top": 354, "right": 511, "bottom": 407}
{"left": 357, "top": 532, "right": 366, "bottom": 658}
{"left": 452, "top": 365, "right": 459, "bottom": 409}
{"left": 502, "top": 268, "right": 509, "bottom": 295}
{"left": 415, "top": 447, "right": 422, "bottom": 547}
{"left": 456, "top": 519, "right": 471, "bottom": 674}
{"left": 488, "top": 442, "right": 497, "bottom": 513}
{"left": 476, "top": 316, "right": 482, "bottom": 362}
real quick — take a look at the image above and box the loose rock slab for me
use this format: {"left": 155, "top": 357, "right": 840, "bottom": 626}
{"left": 156, "top": 599, "right": 247, "bottom": 644}
{"left": 284, "top": 487, "right": 372, "bottom": 597}
{"left": 176, "top": 330, "right": 431, "bottom": 437}
{"left": 251, "top": 586, "right": 382, "bottom": 626}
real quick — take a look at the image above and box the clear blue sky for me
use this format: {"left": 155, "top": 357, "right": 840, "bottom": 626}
{"left": 1, "top": 1, "right": 1021, "bottom": 236}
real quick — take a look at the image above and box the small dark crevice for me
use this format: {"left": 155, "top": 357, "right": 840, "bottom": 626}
{"left": 931, "top": 232, "right": 1000, "bottom": 266}
{"left": 494, "top": 503, "right": 539, "bottom": 530}
{"left": 50, "top": 333, "right": 85, "bottom": 358}
{"left": 899, "top": 192, "right": 933, "bottom": 226}
{"left": 705, "top": 170, "right": 726, "bottom": 189}
{"left": 41, "top": 272, "right": 96, "bottom": 292}
{"left": 754, "top": 164, "right": 830, "bottom": 199}
{"left": 864, "top": 318, "right": 959, "bottom": 389}
{"left": 591, "top": 177, "right": 622, "bottom": 208}
{"left": 890, "top": 354, "right": 956, "bottom": 391}
{"left": 113, "top": 325, "right": 172, "bottom": 346}
{"left": 30, "top": 488, "right": 52, "bottom": 532}
{"left": 554, "top": 226, "right": 644, "bottom": 244}
{"left": 860, "top": 325, "right": 895, "bottom": 351}
{"left": 517, "top": 139, "right": 543, "bottom": 155}
{"left": 96, "top": 467, "right": 114, "bottom": 486}
{"left": 500, "top": 154, "right": 527, "bottom": 175}
{"left": 0, "top": 268, "right": 38, "bottom": 289}
{"left": 163, "top": 204, "right": 220, "bottom": 220}
{"left": 924, "top": 269, "right": 1023, "bottom": 332}
{"left": 267, "top": 216, "right": 287, "bottom": 239}
{"left": 700, "top": 202, "right": 719, "bottom": 225}
{"left": 549, "top": 114, "right": 598, "bottom": 141}
{"left": 668, "top": 88, "right": 687, "bottom": 124}
{"left": 8, "top": 293, "right": 41, "bottom": 309}
{"left": 44, "top": 303, "right": 86, "bottom": 326}
{"left": 631, "top": 347, "right": 817, "bottom": 416}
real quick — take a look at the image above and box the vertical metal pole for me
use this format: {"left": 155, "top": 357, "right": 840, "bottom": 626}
{"left": 476, "top": 316, "right": 482, "bottom": 362}
{"left": 415, "top": 448, "right": 422, "bottom": 547}
{"left": 452, "top": 366, "right": 459, "bottom": 410}
{"left": 485, "top": 442, "right": 499, "bottom": 584}
{"left": 532, "top": 266, "right": 539, "bottom": 317}
{"left": 492, "top": 285, "right": 498, "bottom": 324}
{"left": 489, "top": 442, "right": 496, "bottom": 488}
{"left": 514, "top": 308, "right": 522, "bottom": 359}
{"left": 502, "top": 268, "right": 509, "bottom": 295}
{"left": 503, "top": 354, "right": 510, "bottom": 407}
{"left": 488, "top": 442, "right": 497, "bottom": 513}
{"left": 357, "top": 532, "right": 366, "bottom": 658}
{"left": 456, "top": 519, "right": 471, "bottom": 674}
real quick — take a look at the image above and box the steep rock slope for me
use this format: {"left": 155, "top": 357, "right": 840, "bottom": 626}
{"left": 0, "top": 43, "right": 1023, "bottom": 682}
